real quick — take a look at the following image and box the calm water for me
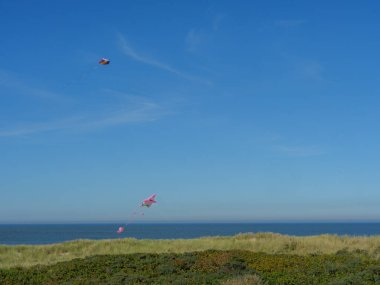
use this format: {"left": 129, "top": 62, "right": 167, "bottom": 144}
{"left": 0, "top": 223, "right": 379, "bottom": 245}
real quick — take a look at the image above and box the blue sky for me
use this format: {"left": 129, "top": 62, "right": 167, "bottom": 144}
{"left": 1, "top": 0, "right": 380, "bottom": 223}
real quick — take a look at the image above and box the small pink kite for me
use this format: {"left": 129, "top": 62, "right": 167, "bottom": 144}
{"left": 116, "top": 226, "right": 125, "bottom": 234}
{"left": 141, "top": 194, "right": 157, "bottom": 208}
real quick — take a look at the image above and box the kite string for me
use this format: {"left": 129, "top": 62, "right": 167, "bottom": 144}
{"left": 123, "top": 206, "right": 145, "bottom": 227}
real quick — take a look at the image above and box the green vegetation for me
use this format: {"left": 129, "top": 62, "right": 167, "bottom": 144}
{"left": 1, "top": 233, "right": 380, "bottom": 284}
{"left": 0, "top": 250, "right": 379, "bottom": 284}
{"left": 1, "top": 233, "right": 380, "bottom": 268}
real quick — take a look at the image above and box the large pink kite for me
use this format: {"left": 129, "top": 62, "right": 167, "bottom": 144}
{"left": 141, "top": 194, "right": 157, "bottom": 208}
{"left": 115, "top": 194, "right": 157, "bottom": 233}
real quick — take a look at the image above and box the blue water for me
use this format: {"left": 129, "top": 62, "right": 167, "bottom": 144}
{"left": 0, "top": 223, "right": 379, "bottom": 245}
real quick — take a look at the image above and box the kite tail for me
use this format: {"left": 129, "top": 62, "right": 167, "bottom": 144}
{"left": 119, "top": 207, "right": 145, "bottom": 229}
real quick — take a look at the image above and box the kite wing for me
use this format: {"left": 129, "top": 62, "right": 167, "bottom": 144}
{"left": 147, "top": 194, "right": 157, "bottom": 202}
{"left": 142, "top": 194, "right": 157, "bottom": 207}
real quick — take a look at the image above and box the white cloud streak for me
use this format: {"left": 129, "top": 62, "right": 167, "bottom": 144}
{"left": 0, "top": 97, "right": 165, "bottom": 137}
{"left": 212, "top": 14, "right": 224, "bottom": 31}
{"left": 118, "top": 34, "right": 210, "bottom": 84}
{"left": 274, "top": 20, "right": 306, "bottom": 28}
{"left": 0, "top": 69, "right": 64, "bottom": 100}
{"left": 185, "top": 29, "right": 203, "bottom": 52}
{"left": 295, "top": 60, "right": 325, "bottom": 82}
{"left": 274, "top": 145, "right": 325, "bottom": 157}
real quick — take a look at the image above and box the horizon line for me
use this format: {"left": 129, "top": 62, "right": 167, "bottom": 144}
{"left": 1, "top": 220, "right": 380, "bottom": 225}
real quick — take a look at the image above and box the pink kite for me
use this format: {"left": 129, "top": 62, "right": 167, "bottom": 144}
{"left": 141, "top": 194, "right": 157, "bottom": 208}
{"left": 116, "top": 226, "right": 125, "bottom": 234}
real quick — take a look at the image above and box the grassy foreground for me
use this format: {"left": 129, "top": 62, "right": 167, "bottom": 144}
{"left": 0, "top": 250, "right": 380, "bottom": 284}
{"left": 1, "top": 233, "right": 380, "bottom": 268}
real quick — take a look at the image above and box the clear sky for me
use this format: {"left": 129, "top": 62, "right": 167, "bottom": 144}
{"left": 1, "top": 0, "right": 380, "bottom": 223}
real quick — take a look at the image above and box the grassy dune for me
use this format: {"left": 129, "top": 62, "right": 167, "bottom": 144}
{"left": 1, "top": 233, "right": 380, "bottom": 269}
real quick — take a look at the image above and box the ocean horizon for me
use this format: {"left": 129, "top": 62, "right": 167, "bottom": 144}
{"left": 1, "top": 222, "right": 380, "bottom": 245}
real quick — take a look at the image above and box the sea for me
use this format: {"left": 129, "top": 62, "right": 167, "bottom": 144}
{"left": 0, "top": 223, "right": 379, "bottom": 245}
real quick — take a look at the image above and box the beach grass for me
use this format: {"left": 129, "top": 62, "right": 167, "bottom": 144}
{"left": 1, "top": 233, "right": 380, "bottom": 269}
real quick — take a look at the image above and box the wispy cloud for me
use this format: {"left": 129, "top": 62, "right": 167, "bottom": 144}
{"left": 0, "top": 94, "right": 165, "bottom": 137}
{"left": 274, "top": 20, "right": 306, "bottom": 28}
{"left": 278, "top": 54, "right": 327, "bottom": 83}
{"left": 118, "top": 34, "right": 210, "bottom": 84}
{"left": 185, "top": 29, "right": 203, "bottom": 52}
{"left": 119, "top": 34, "right": 188, "bottom": 79}
{"left": 274, "top": 145, "right": 325, "bottom": 157}
{"left": 212, "top": 14, "right": 224, "bottom": 31}
{"left": 0, "top": 117, "right": 80, "bottom": 137}
{"left": 186, "top": 14, "right": 224, "bottom": 52}
{"left": 0, "top": 69, "right": 64, "bottom": 101}
{"left": 295, "top": 60, "right": 325, "bottom": 82}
